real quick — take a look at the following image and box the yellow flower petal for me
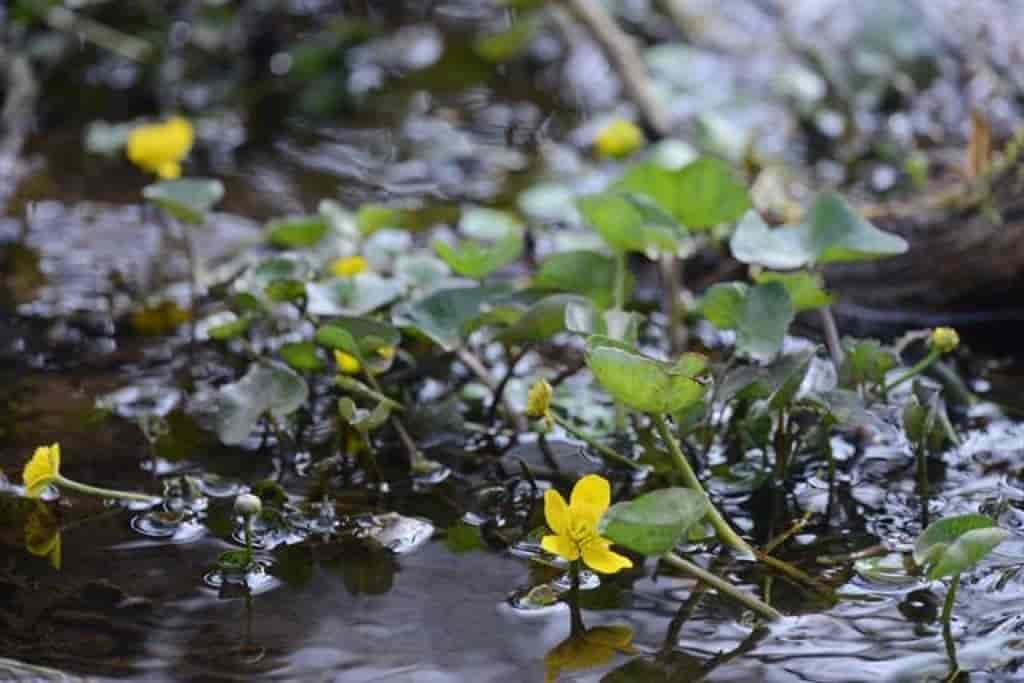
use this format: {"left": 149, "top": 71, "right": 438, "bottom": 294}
{"left": 581, "top": 537, "right": 632, "bottom": 574}
{"left": 541, "top": 533, "right": 579, "bottom": 562}
{"left": 126, "top": 116, "right": 194, "bottom": 178}
{"left": 544, "top": 488, "right": 571, "bottom": 537}
{"left": 570, "top": 474, "right": 611, "bottom": 517}
{"left": 334, "top": 350, "right": 362, "bottom": 374}
{"left": 25, "top": 504, "right": 61, "bottom": 570}
{"left": 330, "top": 255, "right": 368, "bottom": 278}
{"left": 376, "top": 345, "right": 396, "bottom": 360}
{"left": 23, "top": 444, "right": 61, "bottom": 498}
{"left": 526, "top": 379, "right": 553, "bottom": 418}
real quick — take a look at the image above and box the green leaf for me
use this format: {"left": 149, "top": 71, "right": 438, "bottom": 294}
{"left": 393, "top": 285, "right": 512, "bottom": 351}
{"left": 578, "top": 191, "right": 679, "bottom": 254}
{"left": 338, "top": 397, "right": 391, "bottom": 433}
{"left": 533, "top": 250, "right": 628, "bottom": 310}
{"left": 142, "top": 178, "right": 224, "bottom": 225}
{"left": 265, "top": 279, "right": 307, "bottom": 303}
{"left": 433, "top": 229, "right": 523, "bottom": 279}
{"left": 586, "top": 344, "right": 708, "bottom": 414}
{"left": 215, "top": 361, "right": 309, "bottom": 445}
{"left": 600, "top": 488, "right": 708, "bottom": 556}
{"left": 266, "top": 215, "right": 330, "bottom": 248}
{"left": 729, "top": 195, "right": 908, "bottom": 268}
{"left": 729, "top": 210, "right": 813, "bottom": 269}
{"left": 306, "top": 274, "right": 403, "bottom": 316}
{"left": 280, "top": 341, "right": 325, "bottom": 372}
{"left": 840, "top": 339, "right": 898, "bottom": 390}
{"left": 700, "top": 282, "right": 795, "bottom": 360}
{"left": 324, "top": 316, "right": 401, "bottom": 355}
{"left": 314, "top": 325, "right": 362, "bottom": 357}
{"left": 914, "top": 514, "right": 1007, "bottom": 580}
{"left": 498, "top": 294, "right": 589, "bottom": 345}
{"left": 753, "top": 271, "right": 833, "bottom": 312}
{"left": 618, "top": 157, "right": 751, "bottom": 230}
{"left": 208, "top": 314, "right": 250, "bottom": 341}
{"left": 803, "top": 192, "right": 909, "bottom": 264}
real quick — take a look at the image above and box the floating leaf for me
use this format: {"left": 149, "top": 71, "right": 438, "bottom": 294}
{"left": 533, "top": 250, "right": 629, "bottom": 310}
{"left": 600, "top": 488, "right": 708, "bottom": 556}
{"left": 142, "top": 178, "right": 224, "bottom": 225}
{"left": 266, "top": 215, "right": 330, "bottom": 248}
{"left": 586, "top": 344, "right": 708, "bottom": 414}
{"left": 914, "top": 514, "right": 1007, "bottom": 580}
{"left": 215, "top": 362, "right": 309, "bottom": 445}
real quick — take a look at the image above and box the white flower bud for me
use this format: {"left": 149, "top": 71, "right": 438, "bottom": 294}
{"left": 234, "top": 493, "right": 262, "bottom": 518}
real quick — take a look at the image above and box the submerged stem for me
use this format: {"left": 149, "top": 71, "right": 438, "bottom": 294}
{"left": 662, "top": 552, "right": 782, "bottom": 621}
{"left": 550, "top": 413, "right": 644, "bottom": 471}
{"left": 568, "top": 560, "right": 586, "bottom": 636}
{"left": 652, "top": 414, "right": 755, "bottom": 557}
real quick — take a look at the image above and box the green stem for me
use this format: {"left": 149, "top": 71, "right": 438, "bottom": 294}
{"left": 652, "top": 414, "right": 755, "bottom": 557}
{"left": 917, "top": 444, "right": 931, "bottom": 528}
{"left": 551, "top": 413, "right": 643, "bottom": 471}
{"left": 243, "top": 515, "right": 254, "bottom": 567}
{"left": 613, "top": 251, "right": 627, "bottom": 311}
{"left": 662, "top": 552, "right": 782, "bottom": 621}
{"left": 662, "top": 255, "right": 686, "bottom": 355}
{"left": 941, "top": 574, "right": 960, "bottom": 627}
{"left": 885, "top": 348, "right": 941, "bottom": 393}
{"left": 335, "top": 376, "right": 404, "bottom": 412}
{"left": 55, "top": 476, "right": 159, "bottom": 504}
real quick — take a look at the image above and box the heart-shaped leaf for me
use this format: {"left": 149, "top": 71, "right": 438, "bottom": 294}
{"left": 600, "top": 487, "right": 708, "bottom": 556}
{"left": 586, "top": 344, "right": 708, "bottom": 414}
{"left": 753, "top": 270, "right": 833, "bottom": 312}
{"left": 433, "top": 229, "right": 523, "bottom": 279}
{"left": 533, "top": 250, "right": 629, "bottom": 310}
{"left": 306, "top": 274, "right": 403, "bottom": 317}
{"left": 143, "top": 178, "right": 224, "bottom": 225}
{"left": 393, "top": 285, "right": 512, "bottom": 351}
{"left": 914, "top": 514, "right": 1007, "bottom": 580}
{"left": 499, "top": 294, "right": 589, "bottom": 345}
{"left": 215, "top": 361, "right": 309, "bottom": 445}
{"left": 578, "top": 191, "right": 679, "bottom": 254}
{"left": 701, "top": 281, "right": 795, "bottom": 360}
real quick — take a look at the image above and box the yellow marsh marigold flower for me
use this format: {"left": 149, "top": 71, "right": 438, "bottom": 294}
{"left": 334, "top": 350, "right": 361, "bottom": 374}
{"left": 542, "top": 474, "right": 632, "bottom": 574}
{"left": 593, "top": 119, "right": 644, "bottom": 159}
{"left": 23, "top": 443, "right": 61, "bottom": 498}
{"left": 330, "top": 255, "right": 368, "bottom": 278}
{"left": 527, "top": 379, "right": 554, "bottom": 431}
{"left": 127, "top": 116, "right": 195, "bottom": 179}
{"left": 930, "top": 327, "right": 960, "bottom": 354}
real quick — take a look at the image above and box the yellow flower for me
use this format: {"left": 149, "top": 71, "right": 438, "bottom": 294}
{"left": 545, "top": 626, "right": 634, "bottom": 683}
{"left": 23, "top": 443, "right": 61, "bottom": 498}
{"left": 25, "top": 504, "right": 61, "bottom": 570}
{"left": 930, "top": 327, "right": 960, "bottom": 354}
{"left": 376, "top": 345, "right": 396, "bottom": 360}
{"left": 126, "top": 116, "right": 194, "bottom": 179}
{"left": 330, "top": 255, "right": 368, "bottom": 278}
{"left": 334, "top": 350, "right": 362, "bottom": 374}
{"left": 527, "top": 379, "right": 554, "bottom": 431}
{"left": 593, "top": 119, "right": 644, "bottom": 159}
{"left": 542, "top": 475, "right": 632, "bottom": 574}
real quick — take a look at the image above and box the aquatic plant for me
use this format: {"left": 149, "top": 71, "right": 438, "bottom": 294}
{"left": 22, "top": 444, "right": 158, "bottom": 504}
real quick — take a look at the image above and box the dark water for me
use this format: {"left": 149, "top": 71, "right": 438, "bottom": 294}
{"left": 5, "top": 2, "right": 1024, "bottom": 681}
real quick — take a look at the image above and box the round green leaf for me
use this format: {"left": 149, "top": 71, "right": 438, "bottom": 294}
{"left": 266, "top": 215, "right": 330, "bottom": 248}
{"left": 142, "top": 178, "right": 224, "bottom": 225}
{"left": 586, "top": 345, "right": 708, "bottom": 414}
{"left": 215, "top": 361, "right": 309, "bottom": 445}
{"left": 280, "top": 342, "right": 325, "bottom": 372}
{"left": 600, "top": 488, "right": 708, "bottom": 556}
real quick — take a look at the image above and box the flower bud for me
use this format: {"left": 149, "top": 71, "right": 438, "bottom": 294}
{"left": 930, "top": 327, "right": 959, "bottom": 354}
{"left": 234, "top": 493, "right": 262, "bottom": 518}
{"left": 593, "top": 118, "right": 644, "bottom": 159}
{"left": 526, "top": 379, "right": 553, "bottom": 419}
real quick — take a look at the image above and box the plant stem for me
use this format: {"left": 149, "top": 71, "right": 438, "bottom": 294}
{"left": 885, "top": 348, "right": 941, "bottom": 393}
{"left": 335, "top": 376, "right": 404, "bottom": 412}
{"left": 612, "top": 251, "right": 629, "bottom": 433}
{"left": 243, "top": 515, "right": 254, "bottom": 567}
{"left": 568, "top": 560, "right": 586, "bottom": 636}
{"left": 662, "top": 255, "right": 687, "bottom": 354}
{"left": 819, "top": 305, "right": 844, "bottom": 372}
{"left": 662, "top": 552, "right": 782, "bottom": 621}
{"left": 550, "top": 413, "right": 644, "bottom": 471}
{"left": 455, "top": 347, "right": 525, "bottom": 431}
{"left": 55, "top": 476, "right": 160, "bottom": 504}
{"left": 652, "top": 414, "right": 755, "bottom": 557}
{"left": 941, "top": 574, "right": 960, "bottom": 627}
{"left": 917, "top": 444, "right": 931, "bottom": 528}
